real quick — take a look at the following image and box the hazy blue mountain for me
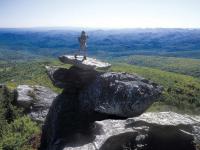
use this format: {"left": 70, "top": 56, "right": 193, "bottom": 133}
{"left": 0, "top": 28, "right": 200, "bottom": 59}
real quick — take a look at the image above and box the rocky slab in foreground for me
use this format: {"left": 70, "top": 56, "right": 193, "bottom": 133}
{"left": 59, "top": 55, "right": 111, "bottom": 70}
{"left": 17, "top": 85, "right": 57, "bottom": 122}
{"left": 62, "top": 112, "right": 200, "bottom": 150}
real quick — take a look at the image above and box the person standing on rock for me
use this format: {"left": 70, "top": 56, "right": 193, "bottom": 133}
{"left": 74, "top": 31, "right": 89, "bottom": 60}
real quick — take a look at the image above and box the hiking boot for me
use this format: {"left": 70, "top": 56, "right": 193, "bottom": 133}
{"left": 83, "top": 56, "right": 87, "bottom": 60}
{"left": 74, "top": 54, "right": 77, "bottom": 59}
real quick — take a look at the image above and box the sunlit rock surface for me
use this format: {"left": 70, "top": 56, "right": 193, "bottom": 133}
{"left": 62, "top": 112, "right": 200, "bottom": 150}
{"left": 59, "top": 55, "right": 111, "bottom": 70}
{"left": 16, "top": 85, "right": 57, "bottom": 122}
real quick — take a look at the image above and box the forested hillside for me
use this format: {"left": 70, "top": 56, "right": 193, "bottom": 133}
{"left": 111, "top": 63, "right": 200, "bottom": 114}
{"left": 116, "top": 55, "right": 200, "bottom": 78}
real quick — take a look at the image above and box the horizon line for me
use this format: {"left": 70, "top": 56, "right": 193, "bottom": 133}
{"left": 0, "top": 26, "right": 200, "bottom": 30}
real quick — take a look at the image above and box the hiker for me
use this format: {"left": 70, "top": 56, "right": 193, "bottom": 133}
{"left": 74, "top": 31, "right": 89, "bottom": 60}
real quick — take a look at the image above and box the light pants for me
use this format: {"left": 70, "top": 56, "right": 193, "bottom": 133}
{"left": 75, "top": 47, "right": 87, "bottom": 57}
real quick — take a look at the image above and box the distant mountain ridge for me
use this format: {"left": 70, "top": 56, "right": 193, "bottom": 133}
{"left": 0, "top": 28, "right": 200, "bottom": 59}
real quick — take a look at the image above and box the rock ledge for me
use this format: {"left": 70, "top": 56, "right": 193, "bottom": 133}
{"left": 17, "top": 85, "right": 57, "bottom": 122}
{"left": 59, "top": 55, "right": 111, "bottom": 70}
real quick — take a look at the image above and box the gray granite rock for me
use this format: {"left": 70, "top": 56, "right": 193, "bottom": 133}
{"left": 45, "top": 66, "right": 65, "bottom": 88}
{"left": 40, "top": 67, "right": 163, "bottom": 150}
{"left": 45, "top": 65, "right": 100, "bottom": 89}
{"left": 79, "top": 72, "right": 162, "bottom": 117}
{"left": 59, "top": 55, "right": 111, "bottom": 70}
{"left": 62, "top": 112, "right": 200, "bottom": 150}
{"left": 40, "top": 57, "right": 199, "bottom": 150}
{"left": 45, "top": 66, "right": 162, "bottom": 117}
{"left": 40, "top": 56, "right": 164, "bottom": 150}
{"left": 16, "top": 85, "right": 58, "bottom": 122}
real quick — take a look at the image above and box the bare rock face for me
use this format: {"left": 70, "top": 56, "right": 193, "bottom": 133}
{"left": 79, "top": 72, "right": 162, "bottom": 117}
{"left": 45, "top": 66, "right": 162, "bottom": 117}
{"left": 45, "top": 66, "right": 62, "bottom": 88}
{"left": 16, "top": 85, "right": 57, "bottom": 122}
{"left": 40, "top": 65, "right": 163, "bottom": 150}
{"left": 59, "top": 55, "right": 111, "bottom": 70}
{"left": 62, "top": 112, "right": 200, "bottom": 150}
{"left": 45, "top": 66, "right": 100, "bottom": 89}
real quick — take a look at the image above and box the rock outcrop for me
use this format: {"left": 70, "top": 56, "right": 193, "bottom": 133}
{"left": 40, "top": 56, "right": 163, "bottom": 150}
{"left": 45, "top": 66, "right": 100, "bottom": 89}
{"left": 59, "top": 55, "right": 111, "bottom": 70}
{"left": 79, "top": 72, "right": 162, "bottom": 117}
{"left": 62, "top": 112, "right": 200, "bottom": 150}
{"left": 45, "top": 66, "right": 162, "bottom": 118}
{"left": 16, "top": 85, "right": 57, "bottom": 122}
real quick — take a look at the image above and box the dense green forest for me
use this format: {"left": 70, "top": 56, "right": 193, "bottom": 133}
{"left": 0, "top": 59, "right": 64, "bottom": 92}
{"left": 116, "top": 55, "right": 200, "bottom": 78}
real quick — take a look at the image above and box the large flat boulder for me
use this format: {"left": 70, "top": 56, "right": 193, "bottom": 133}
{"left": 62, "top": 112, "right": 200, "bottom": 150}
{"left": 42, "top": 109, "right": 198, "bottom": 150}
{"left": 40, "top": 111, "right": 200, "bottom": 150}
{"left": 45, "top": 65, "right": 100, "bottom": 89}
{"left": 59, "top": 55, "right": 111, "bottom": 70}
{"left": 79, "top": 72, "right": 163, "bottom": 117}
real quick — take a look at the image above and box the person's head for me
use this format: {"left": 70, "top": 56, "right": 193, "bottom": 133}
{"left": 81, "top": 31, "right": 86, "bottom": 35}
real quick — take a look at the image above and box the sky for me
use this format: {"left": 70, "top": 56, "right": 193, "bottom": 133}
{"left": 0, "top": 0, "right": 200, "bottom": 28}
